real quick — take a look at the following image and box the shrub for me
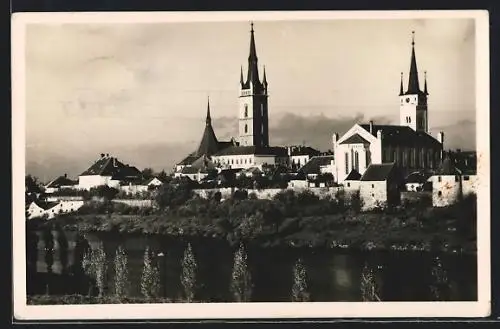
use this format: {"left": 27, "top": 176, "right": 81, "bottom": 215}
{"left": 180, "top": 243, "right": 197, "bottom": 302}
{"left": 429, "top": 256, "right": 449, "bottom": 301}
{"left": 349, "top": 190, "right": 362, "bottom": 213}
{"left": 230, "top": 242, "right": 252, "bottom": 302}
{"left": 140, "top": 246, "right": 160, "bottom": 299}
{"left": 291, "top": 258, "right": 309, "bottom": 302}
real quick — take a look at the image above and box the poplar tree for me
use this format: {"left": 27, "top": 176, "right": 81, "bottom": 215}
{"left": 114, "top": 245, "right": 129, "bottom": 299}
{"left": 181, "top": 243, "right": 197, "bottom": 302}
{"left": 230, "top": 242, "right": 252, "bottom": 302}
{"left": 360, "top": 262, "right": 381, "bottom": 301}
{"left": 291, "top": 258, "right": 310, "bottom": 302}
{"left": 141, "top": 246, "right": 160, "bottom": 299}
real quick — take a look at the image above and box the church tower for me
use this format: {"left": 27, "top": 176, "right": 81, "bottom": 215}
{"left": 400, "top": 31, "right": 429, "bottom": 133}
{"left": 238, "top": 22, "right": 269, "bottom": 147}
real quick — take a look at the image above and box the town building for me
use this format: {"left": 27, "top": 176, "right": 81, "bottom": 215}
{"left": 428, "top": 155, "right": 478, "bottom": 207}
{"left": 358, "top": 163, "right": 403, "bottom": 211}
{"left": 333, "top": 32, "right": 444, "bottom": 183}
{"left": 77, "top": 154, "right": 142, "bottom": 190}
{"left": 44, "top": 174, "right": 77, "bottom": 194}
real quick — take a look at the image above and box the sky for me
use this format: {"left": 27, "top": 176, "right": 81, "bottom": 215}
{"left": 24, "top": 17, "right": 476, "bottom": 182}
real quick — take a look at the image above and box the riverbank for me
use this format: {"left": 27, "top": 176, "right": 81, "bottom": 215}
{"left": 28, "top": 192, "right": 477, "bottom": 254}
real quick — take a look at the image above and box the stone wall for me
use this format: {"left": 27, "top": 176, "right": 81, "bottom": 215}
{"left": 111, "top": 199, "right": 154, "bottom": 208}
{"left": 192, "top": 187, "right": 343, "bottom": 200}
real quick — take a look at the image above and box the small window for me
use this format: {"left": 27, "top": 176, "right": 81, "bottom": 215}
{"left": 408, "top": 117, "right": 411, "bottom": 123}
{"left": 463, "top": 176, "right": 470, "bottom": 181}
{"left": 347, "top": 182, "right": 350, "bottom": 187}
{"left": 372, "top": 184, "right": 374, "bottom": 188}
{"left": 438, "top": 191, "right": 442, "bottom": 196}
{"left": 244, "top": 104, "right": 248, "bottom": 118}
{"left": 438, "top": 176, "right": 441, "bottom": 182}
{"left": 455, "top": 176, "right": 459, "bottom": 182}
{"left": 244, "top": 124, "right": 248, "bottom": 133}
{"left": 371, "top": 193, "right": 374, "bottom": 197}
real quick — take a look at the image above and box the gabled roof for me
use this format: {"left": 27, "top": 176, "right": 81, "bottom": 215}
{"left": 214, "top": 145, "right": 287, "bottom": 157}
{"left": 339, "top": 133, "right": 370, "bottom": 145}
{"left": 345, "top": 170, "right": 362, "bottom": 181}
{"left": 360, "top": 163, "right": 396, "bottom": 181}
{"left": 359, "top": 124, "right": 441, "bottom": 149}
{"left": 178, "top": 153, "right": 199, "bottom": 166}
{"left": 80, "top": 156, "right": 141, "bottom": 180}
{"left": 298, "top": 155, "right": 335, "bottom": 176}
{"left": 289, "top": 146, "right": 321, "bottom": 156}
{"left": 46, "top": 175, "right": 77, "bottom": 188}
{"left": 143, "top": 177, "right": 164, "bottom": 185}
{"left": 31, "top": 201, "right": 60, "bottom": 210}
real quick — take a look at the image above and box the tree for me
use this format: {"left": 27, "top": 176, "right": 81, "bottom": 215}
{"left": 114, "top": 245, "right": 130, "bottom": 299}
{"left": 82, "top": 241, "right": 108, "bottom": 297}
{"left": 157, "top": 170, "right": 169, "bottom": 182}
{"left": 155, "top": 182, "right": 194, "bottom": 210}
{"left": 55, "top": 225, "right": 69, "bottom": 274}
{"left": 42, "top": 227, "right": 54, "bottom": 274}
{"left": 291, "top": 258, "right": 310, "bottom": 302}
{"left": 142, "top": 168, "right": 154, "bottom": 180}
{"left": 230, "top": 242, "right": 253, "bottom": 302}
{"left": 181, "top": 243, "right": 197, "bottom": 302}
{"left": 141, "top": 246, "right": 160, "bottom": 299}
{"left": 360, "top": 262, "right": 381, "bottom": 301}
{"left": 429, "top": 256, "right": 449, "bottom": 301}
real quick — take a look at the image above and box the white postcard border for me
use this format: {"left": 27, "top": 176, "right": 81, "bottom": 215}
{"left": 12, "top": 10, "right": 491, "bottom": 320}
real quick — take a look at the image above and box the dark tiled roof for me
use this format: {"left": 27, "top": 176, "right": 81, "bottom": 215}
{"left": 181, "top": 166, "right": 204, "bottom": 174}
{"left": 359, "top": 124, "right": 441, "bottom": 149}
{"left": 289, "top": 146, "right": 321, "bottom": 156}
{"left": 178, "top": 153, "right": 199, "bottom": 166}
{"left": 196, "top": 124, "right": 220, "bottom": 157}
{"left": 345, "top": 170, "right": 362, "bottom": 181}
{"left": 46, "top": 176, "right": 77, "bottom": 188}
{"left": 298, "top": 155, "right": 335, "bottom": 176}
{"left": 80, "top": 156, "right": 141, "bottom": 180}
{"left": 33, "top": 201, "right": 60, "bottom": 210}
{"left": 339, "top": 134, "right": 370, "bottom": 145}
{"left": 214, "top": 146, "right": 288, "bottom": 157}
{"left": 360, "top": 163, "right": 396, "bottom": 181}
{"left": 436, "top": 157, "right": 460, "bottom": 175}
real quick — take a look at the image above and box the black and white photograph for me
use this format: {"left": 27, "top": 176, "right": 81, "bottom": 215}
{"left": 12, "top": 10, "right": 490, "bottom": 319}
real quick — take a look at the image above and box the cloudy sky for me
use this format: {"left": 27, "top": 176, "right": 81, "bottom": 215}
{"left": 25, "top": 17, "right": 476, "bottom": 182}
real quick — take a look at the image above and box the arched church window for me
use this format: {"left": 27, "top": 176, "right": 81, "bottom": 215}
{"left": 345, "top": 152, "right": 349, "bottom": 175}
{"left": 354, "top": 151, "right": 359, "bottom": 171}
{"left": 261, "top": 104, "right": 264, "bottom": 116}
{"left": 261, "top": 124, "right": 264, "bottom": 134}
{"left": 244, "top": 104, "right": 248, "bottom": 118}
{"left": 244, "top": 124, "right": 248, "bottom": 133}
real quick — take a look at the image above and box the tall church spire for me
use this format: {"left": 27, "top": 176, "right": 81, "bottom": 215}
{"left": 263, "top": 65, "right": 268, "bottom": 87}
{"left": 240, "top": 65, "right": 244, "bottom": 86}
{"left": 399, "top": 72, "right": 404, "bottom": 96}
{"left": 407, "top": 31, "right": 421, "bottom": 94}
{"left": 424, "top": 71, "right": 429, "bottom": 95}
{"left": 206, "top": 96, "right": 211, "bottom": 126}
{"left": 246, "top": 21, "right": 260, "bottom": 86}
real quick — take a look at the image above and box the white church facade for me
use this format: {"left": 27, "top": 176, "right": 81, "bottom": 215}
{"left": 333, "top": 32, "right": 444, "bottom": 184}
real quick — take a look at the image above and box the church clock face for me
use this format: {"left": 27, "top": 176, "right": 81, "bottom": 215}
{"left": 406, "top": 97, "right": 410, "bottom": 103}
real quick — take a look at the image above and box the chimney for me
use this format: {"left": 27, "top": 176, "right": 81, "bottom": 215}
{"left": 64, "top": 173, "right": 67, "bottom": 178}
{"left": 437, "top": 131, "right": 444, "bottom": 145}
{"left": 377, "top": 130, "right": 383, "bottom": 140}
{"left": 369, "top": 121, "right": 374, "bottom": 134}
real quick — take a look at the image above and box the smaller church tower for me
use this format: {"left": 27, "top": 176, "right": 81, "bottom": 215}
{"left": 400, "top": 31, "right": 429, "bottom": 133}
{"left": 238, "top": 22, "right": 269, "bottom": 147}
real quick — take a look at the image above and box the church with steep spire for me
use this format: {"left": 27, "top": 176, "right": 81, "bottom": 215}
{"left": 175, "top": 22, "right": 288, "bottom": 179}
{"left": 332, "top": 31, "right": 444, "bottom": 183}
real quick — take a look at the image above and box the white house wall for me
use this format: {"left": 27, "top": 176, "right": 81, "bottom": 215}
{"left": 429, "top": 174, "right": 478, "bottom": 207}
{"left": 213, "top": 154, "right": 276, "bottom": 170}
{"left": 78, "top": 175, "right": 113, "bottom": 190}
{"left": 359, "top": 181, "right": 388, "bottom": 211}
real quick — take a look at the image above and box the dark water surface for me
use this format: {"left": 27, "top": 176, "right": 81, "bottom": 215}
{"left": 30, "top": 230, "right": 477, "bottom": 302}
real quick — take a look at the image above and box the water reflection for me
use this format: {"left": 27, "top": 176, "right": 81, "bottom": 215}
{"left": 28, "top": 231, "right": 477, "bottom": 302}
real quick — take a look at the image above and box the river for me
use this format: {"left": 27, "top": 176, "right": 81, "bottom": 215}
{"left": 28, "top": 230, "right": 477, "bottom": 302}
